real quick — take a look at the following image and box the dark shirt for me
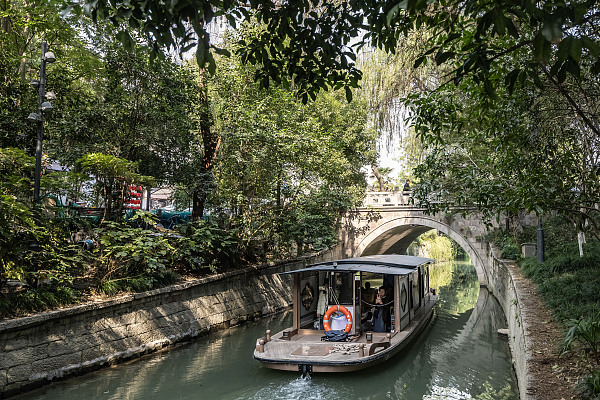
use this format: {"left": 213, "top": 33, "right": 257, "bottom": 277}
{"left": 373, "top": 295, "right": 391, "bottom": 332}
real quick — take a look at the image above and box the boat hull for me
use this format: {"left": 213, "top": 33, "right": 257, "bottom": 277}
{"left": 254, "top": 295, "right": 436, "bottom": 373}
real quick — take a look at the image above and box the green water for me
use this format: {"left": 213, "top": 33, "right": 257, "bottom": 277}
{"left": 14, "top": 261, "right": 518, "bottom": 399}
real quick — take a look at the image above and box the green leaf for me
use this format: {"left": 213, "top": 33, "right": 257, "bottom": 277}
{"left": 386, "top": 2, "right": 403, "bottom": 27}
{"left": 564, "top": 59, "right": 580, "bottom": 78}
{"left": 528, "top": 69, "right": 544, "bottom": 89}
{"left": 581, "top": 37, "right": 599, "bottom": 58}
{"left": 557, "top": 36, "right": 572, "bottom": 64}
{"left": 207, "top": 52, "right": 217, "bottom": 75}
{"left": 116, "top": 30, "right": 134, "bottom": 50}
{"left": 435, "top": 51, "right": 454, "bottom": 65}
{"left": 504, "top": 68, "right": 521, "bottom": 93}
{"left": 541, "top": 14, "right": 563, "bottom": 43}
{"left": 572, "top": 4, "right": 587, "bottom": 24}
{"left": 413, "top": 55, "right": 426, "bottom": 68}
{"left": 345, "top": 86, "right": 353, "bottom": 102}
{"left": 533, "top": 32, "right": 551, "bottom": 64}
{"left": 493, "top": 14, "right": 506, "bottom": 35}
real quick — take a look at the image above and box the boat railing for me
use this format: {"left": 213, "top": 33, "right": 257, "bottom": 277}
{"left": 368, "top": 340, "right": 391, "bottom": 356}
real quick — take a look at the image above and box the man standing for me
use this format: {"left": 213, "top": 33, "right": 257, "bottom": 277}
{"left": 402, "top": 179, "right": 411, "bottom": 205}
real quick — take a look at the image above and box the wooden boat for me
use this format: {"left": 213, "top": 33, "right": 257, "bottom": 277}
{"left": 253, "top": 254, "right": 437, "bottom": 373}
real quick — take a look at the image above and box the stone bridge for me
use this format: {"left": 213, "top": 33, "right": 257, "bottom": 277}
{"left": 334, "top": 191, "right": 501, "bottom": 286}
{"left": 328, "top": 191, "right": 539, "bottom": 399}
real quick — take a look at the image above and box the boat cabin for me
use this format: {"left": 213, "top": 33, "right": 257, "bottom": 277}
{"left": 283, "top": 254, "right": 432, "bottom": 337}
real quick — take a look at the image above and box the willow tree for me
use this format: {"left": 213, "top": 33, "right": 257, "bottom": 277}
{"left": 356, "top": 31, "right": 446, "bottom": 188}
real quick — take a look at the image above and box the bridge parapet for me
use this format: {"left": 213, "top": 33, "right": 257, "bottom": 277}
{"left": 363, "top": 190, "right": 412, "bottom": 207}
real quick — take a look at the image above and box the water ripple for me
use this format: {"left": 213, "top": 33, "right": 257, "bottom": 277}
{"left": 239, "top": 376, "right": 351, "bottom": 400}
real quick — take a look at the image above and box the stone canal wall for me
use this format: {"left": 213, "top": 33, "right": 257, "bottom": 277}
{"left": 0, "top": 251, "right": 334, "bottom": 398}
{"left": 486, "top": 245, "right": 532, "bottom": 400}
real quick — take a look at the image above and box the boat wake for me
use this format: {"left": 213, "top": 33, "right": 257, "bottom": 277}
{"left": 239, "top": 376, "right": 351, "bottom": 400}
{"left": 423, "top": 384, "right": 472, "bottom": 400}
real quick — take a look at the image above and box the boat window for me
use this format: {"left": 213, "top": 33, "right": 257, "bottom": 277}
{"left": 361, "top": 273, "right": 396, "bottom": 304}
{"left": 328, "top": 272, "right": 352, "bottom": 305}
{"left": 361, "top": 272, "right": 382, "bottom": 306}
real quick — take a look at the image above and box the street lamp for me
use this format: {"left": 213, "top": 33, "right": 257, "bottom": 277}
{"left": 28, "top": 42, "right": 56, "bottom": 203}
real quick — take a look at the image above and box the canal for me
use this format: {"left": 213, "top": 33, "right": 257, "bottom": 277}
{"left": 14, "top": 261, "right": 518, "bottom": 400}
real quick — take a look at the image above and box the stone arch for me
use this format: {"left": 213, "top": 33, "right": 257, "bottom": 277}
{"left": 354, "top": 215, "right": 488, "bottom": 285}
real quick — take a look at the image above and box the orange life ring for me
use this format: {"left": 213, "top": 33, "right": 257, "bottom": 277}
{"left": 322, "top": 305, "right": 353, "bottom": 333}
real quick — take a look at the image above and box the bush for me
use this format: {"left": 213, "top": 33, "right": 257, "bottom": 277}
{"left": 177, "top": 219, "right": 243, "bottom": 272}
{"left": 500, "top": 244, "right": 520, "bottom": 260}
{"left": 563, "top": 314, "right": 600, "bottom": 359}
{"left": 0, "top": 286, "right": 79, "bottom": 319}
{"left": 486, "top": 230, "right": 521, "bottom": 260}
{"left": 576, "top": 369, "right": 600, "bottom": 400}
{"left": 94, "top": 221, "right": 177, "bottom": 290}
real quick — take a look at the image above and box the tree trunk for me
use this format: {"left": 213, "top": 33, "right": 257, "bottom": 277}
{"left": 145, "top": 186, "right": 151, "bottom": 210}
{"left": 103, "top": 183, "right": 112, "bottom": 222}
{"left": 371, "top": 165, "right": 385, "bottom": 191}
{"left": 17, "top": 7, "right": 32, "bottom": 76}
{"left": 191, "top": 68, "right": 221, "bottom": 221}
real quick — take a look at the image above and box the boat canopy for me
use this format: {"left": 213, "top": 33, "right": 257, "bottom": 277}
{"left": 281, "top": 255, "right": 434, "bottom": 276}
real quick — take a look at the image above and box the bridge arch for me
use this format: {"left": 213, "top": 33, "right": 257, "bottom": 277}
{"left": 353, "top": 215, "right": 488, "bottom": 285}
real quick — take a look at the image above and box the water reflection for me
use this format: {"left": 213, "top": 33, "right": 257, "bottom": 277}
{"left": 15, "top": 261, "right": 517, "bottom": 400}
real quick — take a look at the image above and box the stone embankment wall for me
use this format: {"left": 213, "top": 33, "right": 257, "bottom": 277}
{"left": 485, "top": 245, "right": 532, "bottom": 400}
{"left": 0, "top": 251, "right": 334, "bottom": 398}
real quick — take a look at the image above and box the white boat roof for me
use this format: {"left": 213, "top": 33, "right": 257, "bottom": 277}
{"left": 281, "top": 255, "right": 434, "bottom": 276}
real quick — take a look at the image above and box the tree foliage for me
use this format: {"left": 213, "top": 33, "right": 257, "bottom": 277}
{"left": 409, "top": 66, "right": 600, "bottom": 239}
{"left": 74, "top": 0, "right": 600, "bottom": 112}
{"left": 207, "top": 40, "right": 376, "bottom": 256}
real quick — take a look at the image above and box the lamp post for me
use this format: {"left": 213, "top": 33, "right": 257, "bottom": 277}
{"left": 29, "top": 42, "right": 55, "bottom": 203}
{"left": 537, "top": 216, "right": 545, "bottom": 263}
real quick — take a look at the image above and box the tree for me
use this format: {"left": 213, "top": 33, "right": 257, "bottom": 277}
{"left": 207, "top": 44, "right": 375, "bottom": 256}
{"left": 409, "top": 70, "right": 600, "bottom": 240}
{"left": 47, "top": 34, "right": 203, "bottom": 185}
{"left": 382, "top": 0, "right": 600, "bottom": 135}
{"left": 73, "top": 1, "right": 599, "bottom": 112}
{"left": 69, "top": 0, "right": 366, "bottom": 102}
{"left": 84, "top": 0, "right": 600, "bottom": 223}
{"left": 0, "top": 0, "right": 81, "bottom": 150}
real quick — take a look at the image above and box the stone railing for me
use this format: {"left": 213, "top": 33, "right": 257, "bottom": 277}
{"left": 362, "top": 190, "right": 412, "bottom": 207}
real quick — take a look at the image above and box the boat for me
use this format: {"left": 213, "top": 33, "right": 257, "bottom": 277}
{"left": 253, "top": 254, "right": 438, "bottom": 373}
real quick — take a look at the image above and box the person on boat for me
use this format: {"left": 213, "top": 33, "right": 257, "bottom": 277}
{"left": 373, "top": 286, "right": 391, "bottom": 332}
{"left": 361, "top": 282, "right": 377, "bottom": 306}
{"left": 316, "top": 279, "right": 329, "bottom": 329}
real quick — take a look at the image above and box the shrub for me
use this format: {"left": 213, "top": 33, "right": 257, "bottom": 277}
{"left": 485, "top": 230, "right": 521, "bottom": 260}
{"left": 563, "top": 314, "right": 600, "bottom": 360}
{"left": 177, "top": 219, "right": 243, "bottom": 272}
{"left": 576, "top": 369, "right": 600, "bottom": 400}
{"left": 94, "top": 220, "right": 177, "bottom": 291}
{"left": 500, "top": 244, "right": 521, "bottom": 260}
{"left": 0, "top": 286, "right": 79, "bottom": 318}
